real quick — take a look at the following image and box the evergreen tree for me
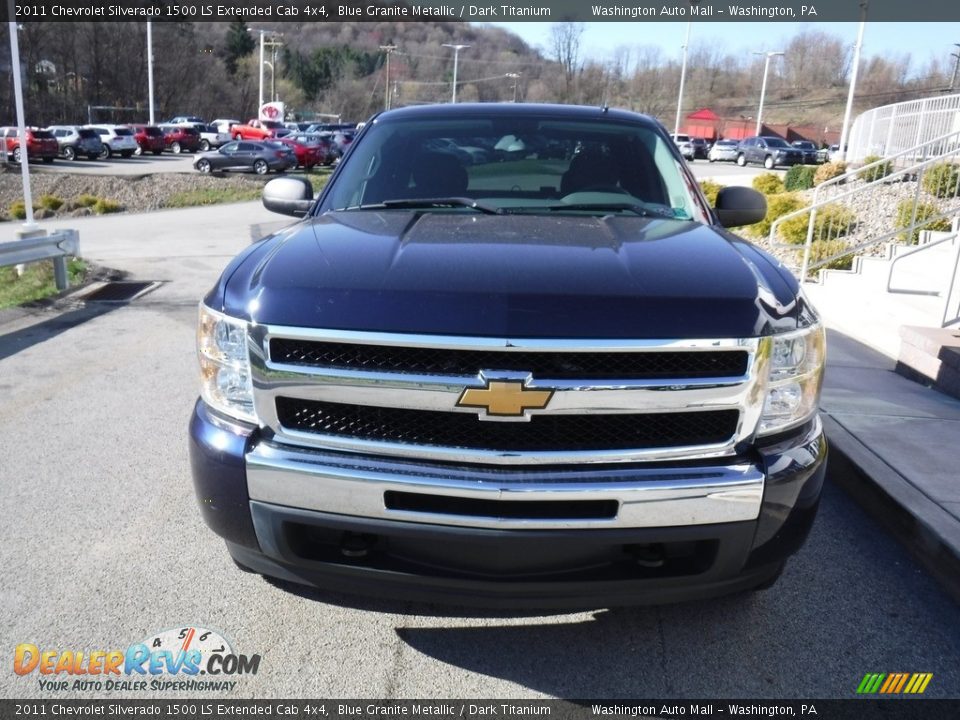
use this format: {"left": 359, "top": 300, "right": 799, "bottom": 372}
{"left": 223, "top": 20, "right": 255, "bottom": 75}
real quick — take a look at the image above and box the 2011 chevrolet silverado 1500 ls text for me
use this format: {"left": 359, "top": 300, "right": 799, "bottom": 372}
{"left": 189, "top": 104, "right": 827, "bottom": 608}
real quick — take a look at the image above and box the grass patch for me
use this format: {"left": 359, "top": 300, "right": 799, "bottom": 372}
{"left": 0, "top": 258, "right": 87, "bottom": 309}
{"left": 164, "top": 186, "right": 263, "bottom": 208}
{"left": 307, "top": 171, "right": 332, "bottom": 194}
{"left": 93, "top": 199, "right": 123, "bottom": 214}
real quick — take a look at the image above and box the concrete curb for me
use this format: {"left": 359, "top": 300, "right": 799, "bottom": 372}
{"left": 822, "top": 413, "right": 960, "bottom": 603}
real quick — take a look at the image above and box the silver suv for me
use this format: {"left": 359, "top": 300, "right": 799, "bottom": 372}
{"left": 84, "top": 124, "right": 138, "bottom": 159}
{"left": 46, "top": 125, "right": 104, "bottom": 161}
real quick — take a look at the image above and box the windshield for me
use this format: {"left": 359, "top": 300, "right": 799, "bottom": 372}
{"left": 321, "top": 114, "right": 704, "bottom": 221}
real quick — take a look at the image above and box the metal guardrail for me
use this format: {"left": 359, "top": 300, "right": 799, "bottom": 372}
{"left": 0, "top": 229, "right": 80, "bottom": 290}
{"left": 848, "top": 92, "right": 960, "bottom": 164}
{"left": 767, "top": 129, "right": 960, "bottom": 279}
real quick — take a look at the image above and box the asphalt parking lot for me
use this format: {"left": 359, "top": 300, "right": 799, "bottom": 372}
{"left": 1, "top": 204, "right": 958, "bottom": 700}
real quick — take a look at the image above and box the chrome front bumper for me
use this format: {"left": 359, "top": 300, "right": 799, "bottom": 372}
{"left": 246, "top": 440, "right": 764, "bottom": 531}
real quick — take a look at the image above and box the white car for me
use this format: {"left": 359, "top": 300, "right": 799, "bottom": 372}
{"left": 708, "top": 139, "right": 741, "bottom": 163}
{"left": 671, "top": 133, "right": 695, "bottom": 161}
{"left": 210, "top": 118, "right": 241, "bottom": 135}
{"left": 84, "top": 124, "right": 138, "bottom": 159}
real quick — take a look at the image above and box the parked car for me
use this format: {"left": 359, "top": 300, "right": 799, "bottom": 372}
{"left": 791, "top": 140, "right": 822, "bottom": 165}
{"left": 190, "top": 103, "right": 828, "bottom": 606}
{"left": 0, "top": 127, "right": 59, "bottom": 163}
{"left": 275, "top": 134, "right": 327, "bottom": 169}
{"left": 690, "top": 137, "right": 709, "bottom": 160}
{"left": 158, "top": 124, "right": 201, "bottom": 154}
{"left": 670, "top": 133, "right": 695, "bottom": 161}
{"left": 210, "top": 118, "right": 241, "bottom": 135}
{"left": 707, "top": 138, "right": 740, "bottom": 163}
{"left": 167, "top": 115, "right": 204, "bottom": 125}
{"left": 85, "top": 125, "right": 138, "bottom": 158}
{"left": 128, "top": 124, "right": 166, "bottom": 156}
{"left": 194, "top": 124, "right": 232, "bottom": 152}
{"left": 736, "top": 136, "right": 803, "bottom": 169}
{"left": 192, "top": 140, "right": 297, "bottom": 175}
{"left": 46, "top": 125, "right": 103, "bottom": 161}
{"left": 828, "top": 144, "right": 847, "bottom": 163}
{"left": 231, "top": 119, "right": 287, "bottom": 141}
{"left": 288, "top": 133, "right": 338, "bottom": 166}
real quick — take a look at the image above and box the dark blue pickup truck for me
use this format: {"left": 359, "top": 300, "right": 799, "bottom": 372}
{"left": 189, "top": 104, "right": 827, "bottom": 608}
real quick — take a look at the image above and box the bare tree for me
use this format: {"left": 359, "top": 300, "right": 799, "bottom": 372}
{"left": 550, "top": 22, "right": 584, "bottom": 102}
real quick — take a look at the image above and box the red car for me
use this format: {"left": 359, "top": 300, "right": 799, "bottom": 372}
{"left": 129, "top": 124, "right": 166, "bottom": 156}
{"left": 274, "top": 135, "right": 323, "bottom": 169}
{"left": 0, "top": 127, "right": 58, "bottom": 163}
{"left": 231, "top": 119, "right": 287, "bottom": 141}
{"left": 158, "top": 124, "right": 201, "bottom": 154}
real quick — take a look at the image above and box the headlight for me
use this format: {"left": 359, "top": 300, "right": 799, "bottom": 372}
{"left": 197, "top": 303, "right": 255, "bottom": 423}
{"left": 757, "top": 325, "right": 826, "bottom": 436}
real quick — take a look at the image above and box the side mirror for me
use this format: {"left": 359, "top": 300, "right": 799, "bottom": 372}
{"left": 262, "top": 177, "right": 314, "bottom": 217}
{"left": 714, "top": 186, "right": 767, "bottom": 228}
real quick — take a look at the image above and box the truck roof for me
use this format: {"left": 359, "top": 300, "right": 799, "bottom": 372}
{"left": 373, "top": 103, "right": 660, "bottom": 128}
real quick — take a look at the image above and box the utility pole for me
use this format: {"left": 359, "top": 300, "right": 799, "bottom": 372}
{"left": 380, "top": 45, "right": 397, "bottom": 110}
{"left": 442, "top": 43, "right": 470, "bottom": 103}
{"left": 146, "top": 21, "right": 155, "bottom": 125}
{"left": 673, "top": 0, "right": 700, "bottom": 141}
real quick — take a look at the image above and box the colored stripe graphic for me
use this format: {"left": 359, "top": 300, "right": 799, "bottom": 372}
{"left": 857, "top": 673, "right": 933, "bottom": 694}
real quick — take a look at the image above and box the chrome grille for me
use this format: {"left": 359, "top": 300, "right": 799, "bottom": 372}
{"left": 250, "top": 326, "right": 767, "bottom": 466}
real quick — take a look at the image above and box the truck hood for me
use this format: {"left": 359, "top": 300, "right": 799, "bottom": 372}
{"left": 221, "top": 210, "right": 804, "bottom": 339}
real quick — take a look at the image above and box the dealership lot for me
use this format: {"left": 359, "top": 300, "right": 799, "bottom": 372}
{"left": 0, "top": 204, "right": 958, "bottom": 699}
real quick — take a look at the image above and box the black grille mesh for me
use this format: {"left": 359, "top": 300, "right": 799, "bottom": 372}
{"left": 276, "top": 397, "right": 739, "bottom": 453}
{"left": 269, "top": 339, "right": 749, "bottom": 379}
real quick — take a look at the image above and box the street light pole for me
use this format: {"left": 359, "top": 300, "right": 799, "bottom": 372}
{"left": 949, "top": 44, "right": 960, "bottom": 91}
{"left": 258, "top": 30, "right": 264, "bottom": 111}
{"left": 837, "top": 1, "right": 868, "bottom": 162}
{"left": 505, "top": 73, "right": 520, "bottom": 102}
{"left": 379, "top": 45, "right": 396, "bottom": 110}
{"left": 263, "top": 61, "right": 274, "bottom": 102}
{"left": 442, "top": 43, "right": 469, "bottom": 103}
{"left": 673, "top": 20, "right": 692, "bottom": 140}
{"left": 753, "top": 50, "right": 784, "bottom": 136}
{"left": 146, "top": 21, "right": 155, "bottom": 125}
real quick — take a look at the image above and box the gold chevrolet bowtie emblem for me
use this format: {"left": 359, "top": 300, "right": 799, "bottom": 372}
{"left": 457, "top": 380, "right": 554, "bottom": 418}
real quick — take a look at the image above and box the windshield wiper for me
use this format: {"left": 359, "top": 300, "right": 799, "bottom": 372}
{"left": 543, "top": 202, "right": 677, "bottom": 218}
{"left": 350, "top": 197, "right": 502, "bottom": 215}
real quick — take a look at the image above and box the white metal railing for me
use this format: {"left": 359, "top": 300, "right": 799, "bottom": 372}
{"left": 0, "top": 229, "right": 80, "bottom": 290}
{"left": 768, "top": 129, "right": 960, "bottom": 279}
{"left": 886, "top": 221, "right": 960, "bottom": 328}
{"left": 848, "top": 92, "right": 960, "bottom": 164}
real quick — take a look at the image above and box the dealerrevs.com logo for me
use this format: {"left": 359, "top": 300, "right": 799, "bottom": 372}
{"left": 13, "top": 626, "right": 261, "bottom": 692}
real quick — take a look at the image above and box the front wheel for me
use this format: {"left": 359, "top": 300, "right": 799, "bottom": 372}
{"left": 13, "top": 147, "right": 22, "bottom": 163}
{"left": 234, "top": 133, "right": 243, "bottom": 141}
{"left": 63, "top": 146, "right": 76, "bottom": 161}
{"left": 764, "top": 155, "right": 775, "bottom": 170}
{"left": 134, "top": 145, "right": 143, "bottom": 156}
{"left": 736, "top": 153, "right": 746, "bottom": 167}
{"left": 196, "top": 159, "right": 211, "bottom": 174}
{"left": 99, "top": 146, "right": 111, "bottom": 160}
{"left": 199, "top": 139, "right": 210, "bottom": 152}
{"left": 253, "top": 159, "right": 268, "bottom": 175}
{"left": 170, "top": 142, "right": 181, "bottom": 154}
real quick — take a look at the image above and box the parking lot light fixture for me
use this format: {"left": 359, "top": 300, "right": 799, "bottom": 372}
{"left": 673, "top": 1, "right": 701, "bottom": 142}
{"left": 837, "top": 1, "right": 868, "bottom": 162}
{"left": 753, "top": 51, "right": 784, "bottom": 136}
{"left": 442, "top": 44, "right": 470, "bottom": 103}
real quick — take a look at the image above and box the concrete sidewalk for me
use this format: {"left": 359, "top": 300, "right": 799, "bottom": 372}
{"left": 821, "top": 330, "right": 960, "bottom": 601}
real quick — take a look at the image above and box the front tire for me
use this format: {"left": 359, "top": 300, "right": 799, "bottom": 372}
{"left": 13, "top": 147, "right": 22, "bottom": 163}
{"left": 234, "top": 133, "right": 243, "bottom": 141}
{"left": 63, "top": 146, "right": 76, "bottom": 161}
{"left": 99, "top": 146, "right": 111, "bottom": 160}
{"left": 764, "top": 155, "right": 775, "bottom": 170}
{"left": 196, "top": 159, "right": 211, "bottom": 174}
{"left": 171, "top": 142, "right": 181, "bottom": 154}
{"left": 199, "top": 139, "right": 210, "bottom": 152}
{"left": 736, "top": 153, "right": 746, "bottom": 167}
{"left": 253, "top": 159, "right": 269, "bottom": 175}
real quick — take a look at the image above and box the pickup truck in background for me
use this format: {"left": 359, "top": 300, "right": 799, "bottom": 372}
{"left": 230, "top": 119, "right": 287, "bottom": 141}
{"left": 190, "top": 104, "right": 828, "bottom": 608}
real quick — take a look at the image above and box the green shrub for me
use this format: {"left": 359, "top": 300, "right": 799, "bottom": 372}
{"left": 814, "top": 161, "right": 847, "bottom": 186}
{"left": 37, "top": 194, "right": 64, "bottom": 211}
{"left": 784, "top": 165, "right": 816, "bottom": 191}
{"left": 698, "top": 179, "right": 724, "bottom": 206}
{"left": 752, "top": 173, "right": 785, "bottom": 195}
{"left": 9, "top": 200, "right": 27, "bottom": 219}
{"left": 747, "top": 192, "right": 805, "bottom": 240}
{"left": 921, "top": 162, "right": 960, "bottom": 199}
{"left": 895, "top": 200, "right": 952, "bottom": 244}
{"left": 92, "top": 198, "right": 123, "bottom": 215}
{"left": 800, "top": 240, "right": 855, "bottom": 271}
{"left": 857, "top": 155, "right": 893, "bottom": 182}
{"left": 75, "top": 194, "right": 99, "bottom": 208}
{"left": 779, "top": 203, "right": 857, "bottom": 245}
